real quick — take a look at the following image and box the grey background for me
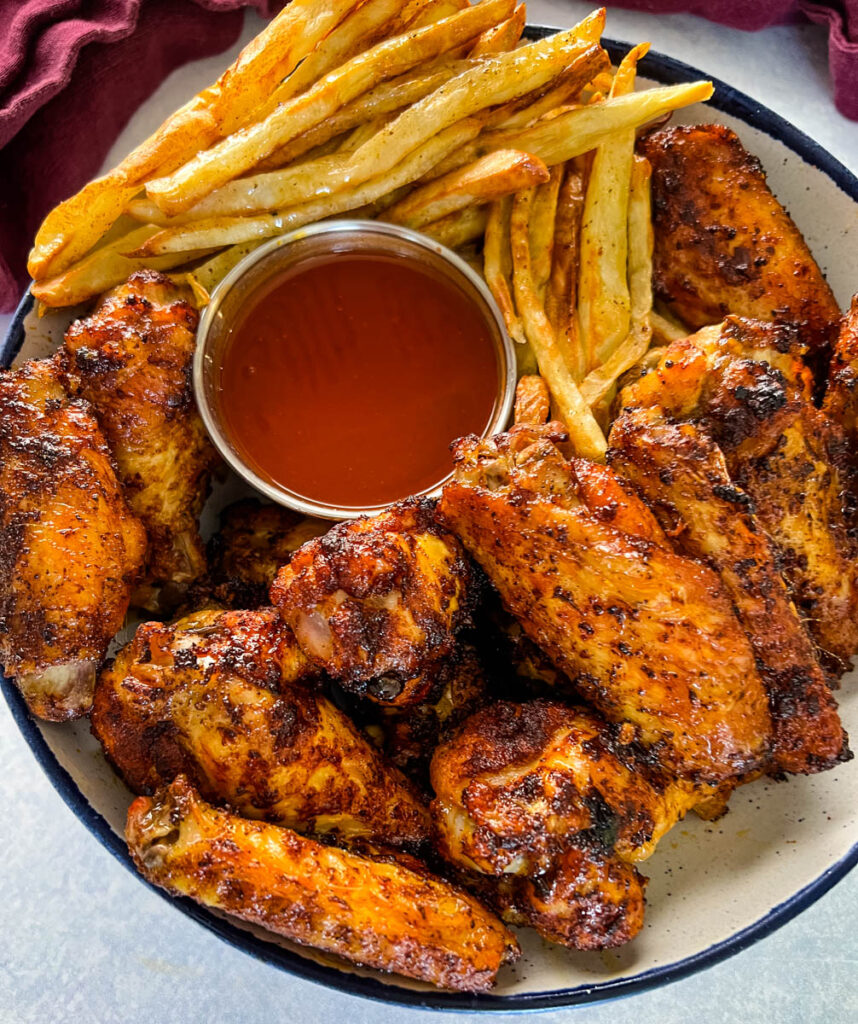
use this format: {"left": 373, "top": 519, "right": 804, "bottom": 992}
{"left": 2, "top": 2, "right": 858, "bottom": 1021}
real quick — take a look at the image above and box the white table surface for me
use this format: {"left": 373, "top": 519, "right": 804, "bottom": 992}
{"left": 2, "top": 4, "right": 858, "bottom": 1022}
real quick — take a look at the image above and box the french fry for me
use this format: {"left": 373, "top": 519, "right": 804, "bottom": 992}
{"left": 577, "top": 43, "right": 649, "bottom": 372}
{"left": 510, "top": 188, "right": 606, "bottom": 460}
{"left": 514, "top": 374, "right": 551, "bottom": 426}
{"left": 650, "top": 309, "right": 689, "bottom": 344}
{"left": 469, "top": 5, "right": 526, "bottom": 56}
{"left": 385, "top": 149, "right": 549, "bottom": 229}
{"left": 484, "top": 197, "right": 528, "bottom": 352}
{"left": 580, "top": 154, "right": 654, "bottom": 408}
{"left": 132, "top": 121, "right": 482, "bottom": 256}
{"left": 31, "top": 226, "right": 214, "bottom": 308}
{"left": 146, "top": 0, "right": 515, "bottom": 214}
{"left": 407, "top": 0, "right": 471, "bottom": 30}
{"left": 545, "top": 164, "right": 586, "bottom": 381}
{"left": 420, "top": 205, "right": 489, "bottom": 248}
{"left": 28, "top": 0, "right": 363, "bottom": 281}
{"left": 492, "top": 76, "right": 584, "bottom": 133}
{"left": 528, "top": 164, "right": 564, "bottom": 298}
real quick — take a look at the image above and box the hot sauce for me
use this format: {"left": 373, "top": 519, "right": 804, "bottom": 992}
{"left": 218, "top": 252, "right": 500, "bottom": 509}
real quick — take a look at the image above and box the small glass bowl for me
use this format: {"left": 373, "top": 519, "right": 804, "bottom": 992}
{"left": 194, "top": 219, "right": 516, "bottom": 520}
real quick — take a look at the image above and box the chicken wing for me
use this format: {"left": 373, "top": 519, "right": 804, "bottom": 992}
{"left": 60, "top": 271, "right": 218, "bottom": 609}
{"left": 608, "top": 405, "right": 847, "bottom": 774}
{"left": 271, "top": 498, "right": 474, "bottom": 706}
{"left": 639, "top": 125, "right": 840, "bottom": 351}
{"left": 439, "top": 428, "right": 772, "bottom": 782}
{"left": 0, "top": 358, "right": 146, "bottom": 720}
{"left": 127, "top": 776, "right": 518, "bottom": 992}
{"left": 617, "top": 317, "right": 858, "bottom": 674}
{"left": 91, "top": 608, "right": 430, "bottom": 847}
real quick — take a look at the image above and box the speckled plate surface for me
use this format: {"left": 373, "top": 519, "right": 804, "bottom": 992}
{"left": 2, "top": 31, "right": 858, "bottom": 1013}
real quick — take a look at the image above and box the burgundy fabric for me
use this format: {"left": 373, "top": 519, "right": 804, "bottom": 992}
{"left": 1, "top": 1, "right": 856, "bottom": 312}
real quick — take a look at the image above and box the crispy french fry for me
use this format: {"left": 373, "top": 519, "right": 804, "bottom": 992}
{"left": 650, "top": 308, "right": 689, "bottom": 344}
{"left": 146, "top": 0, "right": 515, "bottom": 214}
{"left": 510, "top": 188, "right": 606, "bottom": 460}
{"left": 31, "top": 226, "right": 214, "bottom": 308}
{"left": 528, "top": 164, "right": 564, "bottom": 299}
{"left": 28, "top": 0, "right": 363, "bottom": 281}
{"left": 132, "top": 121, "right": 482, "bottom": 256}
{"left": 484, "top": 197, "right": 528, "bottom": 352}
{"left": 420, "top": 206, "right": 490, "bottom": 248}
{"left": 407, "top": 0, "right": 470, "bottom": 30}
{"left": 492, "top": 77, "right": 584, "bottom": 133}
{"left": 385, "top": 149, "right": 549, "bottom": 229}
{"left": 469, "top": 4, "right": 526, "bottom": 56}
{"left": 546, "top": 164, "right": 586, "bottom": 381}
{"left": 514, "top": 374, "right": 551, "bottom": 425}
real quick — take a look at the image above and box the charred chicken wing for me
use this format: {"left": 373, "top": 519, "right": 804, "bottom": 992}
{"left": 639, "top": 125, "right": 840, "bottom": 350}
{"left": 60, "top": 271, "right": 218, "bottom": 608}
{"left": 0, "top": 358, "right": 146, "bottom": 720}
{"left": 92, "top": 608, "right": 430, "bottom": 847}
{"left": 127, "top": 776, "right": 518, "bottom": 992}
{"left": 271, "top": 499, "right": 473, "bottom": 706}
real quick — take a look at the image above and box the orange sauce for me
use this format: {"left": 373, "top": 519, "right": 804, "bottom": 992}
{"left": 219, "top": 252, "right": 500, "bottom": 508}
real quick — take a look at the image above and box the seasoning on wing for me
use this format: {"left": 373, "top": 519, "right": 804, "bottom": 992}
{"left": 0, "top": 359, "right": 146, "bottom": 720}
{"left": 127, "top": 776, "right": 519, "bottom": 992}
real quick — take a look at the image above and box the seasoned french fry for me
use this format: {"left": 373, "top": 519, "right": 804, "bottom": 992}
{"left": 514, "top": 374, "right": 551, "bottom": 425}
{"left": 420, "top": 205, "right": 490, "bottom": 248}
{"left": 545, "top": 165, "right": 586, "bottom": 381}
{"left": 650, "top": 309, "right": 689, "bottom": 344}
{"left": 28, "top": 0, "right": 363, "bottom": 281}
{"left": 577, "top": 44, "right": 649, "bottom": 371}
{"left": 510, "top": 189, "right": 606, "bottom": 460}
{"left": 132, "top": 121, "right": 482, "bottom": 256}
{"left": 31, "top": 226, "right": 214, "bottom": 308}
{"left": 484, "top": 197, "right": 528, "bottom": 351}
{"left": 146, "top": 0, "right": 515, "bottom": 214}
{"left": 528, "top": 164, "right": 564, "bottom": 299}
{"left": 385, "top": 149, "right": 549, "bottom": 229}
{"left": 492, "top": 76, "right": 584, "bottom": 133}
{"left": 469, "top": 5, "right": 526, "bottom": 56}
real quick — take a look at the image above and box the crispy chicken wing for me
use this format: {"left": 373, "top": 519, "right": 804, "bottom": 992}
{"left": 0, "top": 358, "right": 146, "bottom": 720}
{"left": 618, "top": 317, "right": 858, "bottom": 674}
{"left": 608, "top": 405, "right": 847, "bottom": 774}
{"left": 439, "top": 428, "right": 772, "bottom": 782}
{"left": 639, "top": 125, "right": 840, "bottom": 350}
{"left": 60, "top": 271, "right": 218, "bottom": 609}
{"left": 91, "top": 608, "right": 430, "bottom": 847}
{"left": 825, "top": 296, "right": 858, "bottom": 479}
{"left": 127, "top": 776, "right": 518, "bottom": 992}
{"left": 271, "top": 499, "right": 474, "bottom": 707}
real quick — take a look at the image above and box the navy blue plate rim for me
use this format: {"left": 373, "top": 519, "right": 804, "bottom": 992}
{"left": 3, "top": 29, "right": 857, "bottom": 1013}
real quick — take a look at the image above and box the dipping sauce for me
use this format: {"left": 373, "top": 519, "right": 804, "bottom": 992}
{"left": 218, "top": 252, "right": 500, "bottom": 509}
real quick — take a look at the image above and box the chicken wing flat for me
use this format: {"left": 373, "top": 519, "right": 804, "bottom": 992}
{"left": 439, "top": 428, "right": 772, "bottom": 782}
{"left": 0, "top": 358, "right": 146, "bottom": 720}
{"left": 609, "top": 406, "right": 847, "bottom": 774}
{"left": 91, "top": 608, "right": 430, "bottom": 847}
{"left": 60, "top": 271, "right": 218, "bottom": 608}
{"left": 271, "top": 498, "right": 474, "bottom": 706}
{"left": 127, "top": 776, "right": 518, "bottom": 992}
{"left": 639, "top": 125, "right": 840, "bottom": 351}
{"left": 618, "top": 317, "right": 858, "bottom": 674}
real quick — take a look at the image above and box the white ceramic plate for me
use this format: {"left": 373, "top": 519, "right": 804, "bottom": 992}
{"left": 2, "top": 30, "right": 858, "bottom": 1012}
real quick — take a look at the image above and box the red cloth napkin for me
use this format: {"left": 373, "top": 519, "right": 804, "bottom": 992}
{"left": 1, "top": 0, "right": 856, "bottom": 313}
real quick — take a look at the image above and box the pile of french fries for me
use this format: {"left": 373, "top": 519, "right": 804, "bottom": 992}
{"left": 27, "top": 0, "right": 712, "bottom": 458}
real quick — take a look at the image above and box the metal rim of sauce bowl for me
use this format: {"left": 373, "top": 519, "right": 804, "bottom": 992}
{"left": 194, "top": 218, "right": 517, "bottom": 521}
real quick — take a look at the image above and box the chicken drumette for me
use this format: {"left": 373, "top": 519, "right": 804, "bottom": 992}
{"left": 0, "top": 358, "right": 146, "bottom": 720}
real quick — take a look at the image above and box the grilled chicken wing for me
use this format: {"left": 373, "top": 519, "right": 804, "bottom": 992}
{"left": 91, "top": 608, "right": 430, "bottom": 847}
{"left": 127, "top": 776, "right": 518, "bottom": 992}
{"left": 639, "top": 125, "right": 840, "bottom": 350}
{"left": 60, "top": 271, "right": 218, "bottom": 609}
{"left": 825, "top": 296, "right": 858, "bottom": 467}
{"left": 439, "top": 427, "right": 772, "bottom": 782}
{"left": 271, "top": 499, "right": 473, "bottom": 707}
{"left": 0, "top": 358, "right": 146, "bottom": 720}
{"left": 617, "top": 317, "right": 858, "bottom": 675}
{"left": 608, "top": 406, "right": 847, "bottom": 774}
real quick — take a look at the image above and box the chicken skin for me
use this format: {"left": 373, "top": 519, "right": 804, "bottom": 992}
{"left": 91, "top": 608, "right": 430, "bottom": 847}
{"left": 608, "top": 405, "right": 847, "bottom": 774}
{"left": 825, "top": 296, "right": 858, "bottom": 470}
{"left": 639, "top": 125, "right": 840, "bottom": 351}
{"left": 439, "top": 426, "right": 772, "bottom": 782}
{"left": 127, "top": 776, "right": 518, "bottom": 992}
{"left": 271, "top": 499, "right": 474, "bottom": 707}
{"left": 0, "top": 358, "right": 146, "bottom": 720}
{"left": 60, "top": 271, "right": 218, "bottom": 609}
{"left": 617, "top": 317, "right": 858, "bottom": 675}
